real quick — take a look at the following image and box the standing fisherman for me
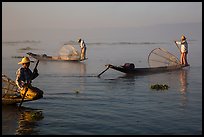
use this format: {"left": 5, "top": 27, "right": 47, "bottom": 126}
{"left": 78, "top": 38, "right": 87, "bottom": 60}
{"left": 175, "top": 35, "right": 190, "bottom": 66}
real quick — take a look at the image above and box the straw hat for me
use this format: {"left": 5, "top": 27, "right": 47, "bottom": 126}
{"left": 18, "top": 57, "right": 31, "bottom": 64}
{"left": 181, "top": 35, "right": 186, "bottom": 40}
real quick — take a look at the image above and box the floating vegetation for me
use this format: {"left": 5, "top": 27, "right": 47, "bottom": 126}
{"left": 23, "top": 111, "right": 44, "bottom": 121}
{"left": 150, "top": 84, "right": 169, "bottom": 90}
{"left": 18, "top": 47, "right": 33, "bottom": 50}
{"left": 11, "top": 56, "right": 24, "bottom": 58}
{"left": 30, "top": 111, "right": 44, "bottom": 120}
{"left": 3, "top": 40, "right": 40, "bottom": 44}
{"left": 74, "top": 89, "right": 80, "bottom": 94}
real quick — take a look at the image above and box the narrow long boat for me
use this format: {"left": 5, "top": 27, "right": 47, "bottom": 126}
{"left": 2, "top": 91, "right": 43, "bottom": 105}
{"left": 27, "top": 52, "right": 87, "bottom": 62}
{"left": 104, "top": 48, "right": 190, "bottom": 75}
{"left": 2, "top": 90, "right": 43, "bottom": 105}
{"left": 106, "top": 64, "right": 188, "bottom": 75}
{"left": 2, "top": 96, "right": 36, "bottom": 105}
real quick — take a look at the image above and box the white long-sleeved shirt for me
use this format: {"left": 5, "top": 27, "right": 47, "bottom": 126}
{"left": 175, "top": 40, "right": 188, "bottom": 53}
{"left": 80, "top": 40, "right": 86, "bottom": 49}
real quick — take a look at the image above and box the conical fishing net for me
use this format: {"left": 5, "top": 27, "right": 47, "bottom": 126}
{"left": 148, "top": 48, "right": 180, "bottom": 67}
{"left": 58, "top": 44, "right": 80, "bottom": 60}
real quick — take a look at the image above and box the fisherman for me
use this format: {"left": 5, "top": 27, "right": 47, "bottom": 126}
{"left": 175, "top": 35, "right": 189, "bottom": 66}
{"left": 16, "top": 57, "right": 43, "bottom": 100}
{"left": 78, "top": 38, "right": 87, "bottom": 60}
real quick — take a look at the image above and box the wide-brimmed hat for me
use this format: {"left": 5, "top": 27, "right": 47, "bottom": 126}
{"left": 18, "top": 57, "right": 32, "bottom": 64}
{"left": 181, "top": 35, "right": 186, "bottom": 40}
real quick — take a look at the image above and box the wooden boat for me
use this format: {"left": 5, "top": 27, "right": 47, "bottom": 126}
{"left": 106, "top": 64, "right": 188, "bottom": 75}
{"left": 102, "top": 48, "right": 189, "bottom": 76}
{"left": 2, "top": 95, "right": 36, "bottom": 105}
{"left": 2, "top": 74, "right": 43, "bottom": 105}
{"left": 27, "top": 52, "right": 87, "bottom": 62}
{"left": 2, "top": 90, "right": 43, "bottom": 105}
{"left": 2, "top": 89, "right": 43, "bottom": 105}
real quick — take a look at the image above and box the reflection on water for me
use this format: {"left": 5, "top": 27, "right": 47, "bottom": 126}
{"left": 178, "top": 69, "right": 188, "bottom": 108}
{"left": 78, "top": 63, "right": 87, "bottom": 93}
{"left": 79, "top": 62, "right": 86, "bottom": 76}
{"left": 147, "top": 69, "right": 189, "bottom": 107}
{"left": 179, "top": 69, "right": 188, "bottom": 93}
{"left": 2, "top": 105, "right": 44, "bottom": 135}
{"left": 39, "top": 61, "right": 86, "bottom": 76}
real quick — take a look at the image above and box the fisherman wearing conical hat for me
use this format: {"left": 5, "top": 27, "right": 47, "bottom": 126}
{"left": 78, "top": 38, "right": 87, "bottom": 60}
{"left": 16, "top": 57, "right": 39, "bottom": 94}
{"left": 175, "top": 35, "right": 189, "bottom": 66}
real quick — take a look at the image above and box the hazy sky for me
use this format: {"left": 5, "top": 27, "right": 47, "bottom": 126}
{"left": 2, "top": 2, "right": 202, "bottom": 32}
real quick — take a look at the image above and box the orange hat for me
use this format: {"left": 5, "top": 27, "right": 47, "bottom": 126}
{"left": 18, "top": 57, "right": 31, "bottom": 64}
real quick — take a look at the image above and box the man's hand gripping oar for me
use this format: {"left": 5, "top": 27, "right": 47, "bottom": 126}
{"left": 174, "top": 41, "right": 181, "bottom": 54}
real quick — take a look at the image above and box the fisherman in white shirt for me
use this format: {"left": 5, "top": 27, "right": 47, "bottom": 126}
{"left": 175, "top": 35, "right": 189, "bottom": 66}
{"left": 78, "top": 38, "right": 87, "bottom": 60}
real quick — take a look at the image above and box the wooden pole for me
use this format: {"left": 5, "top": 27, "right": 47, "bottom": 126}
{"left": 18, "top": 87, "right": 28, "bottom": 108}
{"left": 174, "top": 41, "right": 181, "bottom": 54}
{"left": 97, "top": 66, "right": 110, "bottom": 77}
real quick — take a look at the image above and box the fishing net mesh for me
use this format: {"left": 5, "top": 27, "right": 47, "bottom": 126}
{"left": 148, "top": 48, "right": 180, "bottom": 67}
{"left": 2, "top": 74, "right": 18, "bottom": 97}
{"left": 58, "top": 44, "right": 80, "bottom": 60}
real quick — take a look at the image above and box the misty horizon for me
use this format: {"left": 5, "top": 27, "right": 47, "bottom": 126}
{"left": 2, "top": 22, "right": 202, "bottom": 43}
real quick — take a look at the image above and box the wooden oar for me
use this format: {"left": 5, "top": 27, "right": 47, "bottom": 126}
{"left": 97, "top": 65, "right": 110, "bottom": 77}
{"left": 34, "top": 60, "right": 39, "bottom": 70}
{"left": 31, "top": 60, "right": 40, "bottom": 79}
{"left": 18, "top": 87, "right": 28, "bottom": 108}
{"left": 174, "top": 41, "right": 181, "bottom": 54}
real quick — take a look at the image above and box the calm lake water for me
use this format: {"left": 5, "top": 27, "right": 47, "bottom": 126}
{"left": 2, "top": 31, "right": 202, "bottom": 135}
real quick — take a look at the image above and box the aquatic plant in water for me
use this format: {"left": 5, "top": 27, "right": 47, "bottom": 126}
{"left": 150, "top": 84, "right": 169, "bottom": 90}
